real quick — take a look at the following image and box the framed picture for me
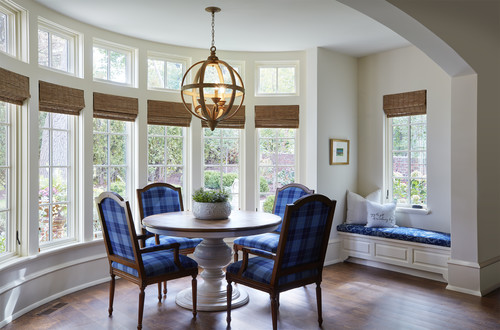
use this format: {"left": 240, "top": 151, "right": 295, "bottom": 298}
{"left": 330, "top": 139, "right": 349, "bottom": 165}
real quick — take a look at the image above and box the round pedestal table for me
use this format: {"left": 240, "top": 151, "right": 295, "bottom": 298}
{"left": 142, "top": 210, "right": 281, "bottom": 311}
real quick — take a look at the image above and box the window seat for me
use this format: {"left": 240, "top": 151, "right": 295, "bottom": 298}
{"left": 336, "top": 224, "right": 451, "bottom": 282}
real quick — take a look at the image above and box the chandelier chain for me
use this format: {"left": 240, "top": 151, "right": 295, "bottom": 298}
{"left": 211, "top": 11, "right": 215, "bottom": 48}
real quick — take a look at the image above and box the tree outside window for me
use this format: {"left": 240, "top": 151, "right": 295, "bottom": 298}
{"left": 257, "top": 65, "right": 296, "bottom": 95}
{"left": 0, "top": 12, "right": 7, "bottom": 53}
{"left": 147, "top": 58, "right": 185, "bottom": 90}
{"left": 93, "top": 43, "right": 131, "bottom": 84}
{"left": 38, "top": 28, "right": 70, "bottom": 72}
{"left": 390, "top": 115, "right": 427, "bottom": 206}
{"left": 258, "top": 128, "right": 296, "bottom": 212}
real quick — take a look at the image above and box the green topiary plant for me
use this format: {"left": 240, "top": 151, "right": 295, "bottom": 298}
{"left": 192, "top": 188, "right": 229, "bottom": 203}
{"left": 263, "top": 195, "right": 275, "bottom": 213}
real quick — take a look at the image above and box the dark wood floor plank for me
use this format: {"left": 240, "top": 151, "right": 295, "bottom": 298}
{"left": 4, "top": 262, "right": 500, "bottom": 329}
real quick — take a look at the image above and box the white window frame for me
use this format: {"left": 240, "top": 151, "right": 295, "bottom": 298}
{"left": 38, "top": 17, "right": 83, "bottom": 77}
{"left": 147, "top": 124, "right": 188, "bottom": 196}
{"left": 147, "top": 51, "right": 189, "bottom": 91}
{"left": 202, "top": 128, "right": 243, "bottom": 210}
{"left": 255, "top": 61, "right": 299, "bottom": 96}
{"left": 93, "top": 38, "right": 137, "bottom": 87}
{"left": 0, "top": 102, "right": 16, "bottom": 261}
{"left": 256, "top": 128, "right": 298, "bottom": 211}
{"left": 92, "top": 119, "right": 133, "bottom": 238}
{"left": 0, "top": 0, "right": 28, "bottom": 61}
{"left": 38, "top": 113, "right": 78, "bottom": 249}
{"left": 385, "top": 115, "right": 428, "bottom": 211}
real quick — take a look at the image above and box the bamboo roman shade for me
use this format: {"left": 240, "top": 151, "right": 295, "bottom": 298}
{"left": 93, "top": 92, "right": 138, "bottom": 121}
{"left": 0, "top": 67, "right": 30, "bottom": 105}
{"left": 201, "top": 106, "right": 246, "bottom": 129}
{"left": 147, "top": 100, "right": 192, "bottom": 127}
{"left": 39, "top": 81, "right": 85, "bottom": 115}
{"left": 255, "top": 105, "right": 299, "bottom": 128}
{"left": 383, "top": 90, "right": 427, "bottom": 118}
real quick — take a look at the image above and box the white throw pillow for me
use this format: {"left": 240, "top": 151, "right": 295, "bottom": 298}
{"left": 365, "top": 200, "right": 398, "bottom": 228}
{"left": 345, "top": 189, "right": 382, "bottom": 225}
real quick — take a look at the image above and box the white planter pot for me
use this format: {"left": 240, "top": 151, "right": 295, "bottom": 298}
{"left": 192, "top": 201, "right": 231, "bottom": 220}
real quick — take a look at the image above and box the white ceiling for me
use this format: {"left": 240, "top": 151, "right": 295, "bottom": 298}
{"left": 34, "top": 0, "right": 410, "bottom": 57}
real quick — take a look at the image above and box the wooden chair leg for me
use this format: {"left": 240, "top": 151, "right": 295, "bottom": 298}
{"left": 192, "top": 275, "right": 197, "bottom": 318}
{"left": 157, "top": 283, "right": 162, "bottom": 302}
{"left": 163, "top": 281, "right": 167, "bottom": 295}
{"left": 233, "top": 245, "right": 239, "bottom": 262}
{"left": 316, "top": 282, "right": 323, "bottom": 326}
{"left": 226, "top": 281, "right": 233, "bottom": 325}
{"left": 108, "top": 274, "right": 115, "bottom": 316}
{"left": 138, "top": 286, "right": 146, "bottom": 330}
{"left": 270, "top": 292, "right": 279, "bottom": 330}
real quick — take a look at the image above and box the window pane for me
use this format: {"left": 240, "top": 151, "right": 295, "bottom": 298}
{"left": 148, "top": 136, "right": 165, "bottom": 165}
{"left": 392, "top": 125, "right": 408, "bottom": 151}
{"left": 0, "top": 212, "right": 7, "bottom": 253}
{"left": 93, "top": 47, "right": 108, "bottom": 80}
{"left": 166, "top": 61, "right": 183, "bottom": 90}
{"left": 148, "top": 124, "right": 164, "bottom": 136}
{"left": 165, "top": 166, "right": 182, "bottom": 187}
{"left": 0, "top": 102, "right": 7, "bottom": 122}
{"left": 0, "top": 126, "right": 6, "bottom": 166}
{"left": 204, "top": 139, "right": 221, "bottom": 165}
{"left": 411, "top": 151, "right": 427, "bottom": 177}
{"left": 259, "top": 68, "right": 276, "bottom": 94}
{"left": 148, "top": 166, "right": 164, "bottom": 183}
{"left": 392, "top": 152, "right": 408, "bottom": 177}
{"left": 0, "top": 169, "right": 7, "bottom": 210}
{"left": 110, "top": 167, "right": 126, "bottom": 196}
{"left": 411, "top": 179, "right": 427, "bottom": 205}
{"left": 148, "top": 59, "right": 164, "bottom": 88}
{"left": 411, "top": 115, "right": 426, "bottom": 124}
{"left": 166, "top": 126, "right": 182, "bottom": 136}
{"left": 39, "top": 168, "right": 49, "bottom": 203}
{"left": 393, "top": 177, "right": 409, "bottom": 204}
{"left": 52, "top": 112, "right": 68, "bottom": 129}
{"left": 277, "top": 67, "right": 295, "bottom": 93}
{"left": 52, "top": 167, "right": 68, "bottom": 203}
{"left": 277, "top": 139, "right": 295, "bottom": 166}
{"left": 39, "top": 111, "right": 50, "bottom": 128}
{"left": 93, "top": 118, "right": 107, "bottom": 132}
{"left": 110, "top": 120, "right": 126, "bottom": 133}
{"left": 222, "top": 139, "right": 239, "bottom": 165}
{"left": 93, "top": 167, "right": 108, "bottom": 197}
{"left": 110, "top": 135, "right": 126, "bottom": 165}
{"left": 52, "top": 204, "right": 68, "bottom": 240}
{"left": 277, "top": 167, "right": 294, "bottom": 187}
{"left": 411, "top": 124, "right": 426, "bottom": 150}
{"left": 0, "top": 13, "right": 7, "bottom": 53}
{"left": 109, "top": 50, "right": 127, "bottom": 83}
{"left": 39, "top": 205, "right": 50, "bottom": 243}
{"left": 51, "top": 33, "right": 69, "bottom": 71}
{"left": 166, "top": 137, "right": 183, "bottom": 165}
{"left": 38, "top": 30, "right": 49, "bottom": 67}
{"left": 392, "top": 117, "right": 408, "bottom": 125}
{"left": 260, "top": 139, "right": 276, "bottom": 166}
{"left": 39, "top": 129, "right": 50, "bottom": 167}
{"left": 52, "top": 131, "right": 68, "bottom": 166}
{"left": 93, "top": 134, "right": 108, "bottom": 165}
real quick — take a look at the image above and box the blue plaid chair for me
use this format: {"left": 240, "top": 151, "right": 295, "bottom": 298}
{"left": 137, "top": 183, "right": 202, "bottom": 253}
{"left": 233, "top": 183, "right": 314, "bottom": 262}
{"left": 226, "top": 194, "right": 336, "bottom": 330}
{"left": 96, "top": 192, "right": 198, "bottom": 330}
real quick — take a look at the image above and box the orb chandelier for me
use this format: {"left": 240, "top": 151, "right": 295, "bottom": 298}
{"left": 180, "top": 7, "right": 245, "bottom": 131}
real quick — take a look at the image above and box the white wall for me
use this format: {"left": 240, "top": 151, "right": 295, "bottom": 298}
{"left": 316, "top": 48, "right": 358, "bottom": 234}
{"left": 358, "top": 46, "right": 452, "bottom": 233}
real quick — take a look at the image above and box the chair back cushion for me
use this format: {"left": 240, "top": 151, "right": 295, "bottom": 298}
{"left": 139, "top": 185, "right": 182, "bottom": 218}
{"left": 278, "top": 195, "right": 335, "bottom": 271}
{"left": 273, "top": 185, "right": 312, "bottom": 232}
{"left": 99, "top": 196, "right": 136, "bottom": 261}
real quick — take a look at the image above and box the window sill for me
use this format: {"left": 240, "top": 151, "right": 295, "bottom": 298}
{"left": 396, "top": 207, "right": 431, "bottom": 215}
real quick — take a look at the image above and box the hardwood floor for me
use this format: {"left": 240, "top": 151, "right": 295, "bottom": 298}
{"left": 4, "top": 262, "right": 500, "bottom": 329}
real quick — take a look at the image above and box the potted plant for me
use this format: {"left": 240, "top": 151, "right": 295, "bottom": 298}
{"left": 192, "top": 188, "right": 231, "bottom": 220}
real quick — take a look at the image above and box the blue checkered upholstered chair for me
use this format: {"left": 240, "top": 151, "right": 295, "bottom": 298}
{"left": 233, "top": 183, "right": 314, "bottom": 262}
{"left": 226, "top": 194, "right": 336, "bottom": 330}
{"left": 96, "top": 192, "right": 198, "bottom": 330}
{"left": 137, "top": 183, "right": 202, "bottom": 253}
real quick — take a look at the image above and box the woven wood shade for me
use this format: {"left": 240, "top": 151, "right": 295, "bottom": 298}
{"left": 39, "top": 81, "right": 85, "bottom": 115}
{"left": 0, "top": 67, "right": 30, "bottom": 105}
{"left": 147, "top": 100, "right": 192, "bottom": 127}
{"left": 93, "top": 92, "right": 138, "bottom": 121}
{"left": 201, "top": 106, "right": 245, "bottom": 129}
{"left": 383, "top": 90, "right": 427, "bottom": 118}
{"left": 255, "top": 105, "right": 299, "bottom": 128}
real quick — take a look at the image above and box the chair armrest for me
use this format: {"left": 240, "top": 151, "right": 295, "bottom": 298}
{"left": 241, "top": 247, "right": 276, "bottom": 260}
{"left": 140, "top": 242, "right": 182, "bottom": 268}
{"left": 136, "top": 233, "right": 154, "bottom": 248}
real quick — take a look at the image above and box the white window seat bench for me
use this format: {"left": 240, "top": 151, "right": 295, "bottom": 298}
{"left": 337, "top": 224, "right": 451, "bottom": 282}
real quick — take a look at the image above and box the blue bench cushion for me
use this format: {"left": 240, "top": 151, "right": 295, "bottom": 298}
{"left": 145, "top": 236, "right": 202, "bottom": 250}
{"left": 337, "top": 223, "right": 451, "bottom": 247}
{"left": 233, "top": 233, "right": 280, "bottom": 252}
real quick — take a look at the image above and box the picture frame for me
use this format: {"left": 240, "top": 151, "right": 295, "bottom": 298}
{"left": 330, "top": 139, "right": 349, "bottom": 165}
